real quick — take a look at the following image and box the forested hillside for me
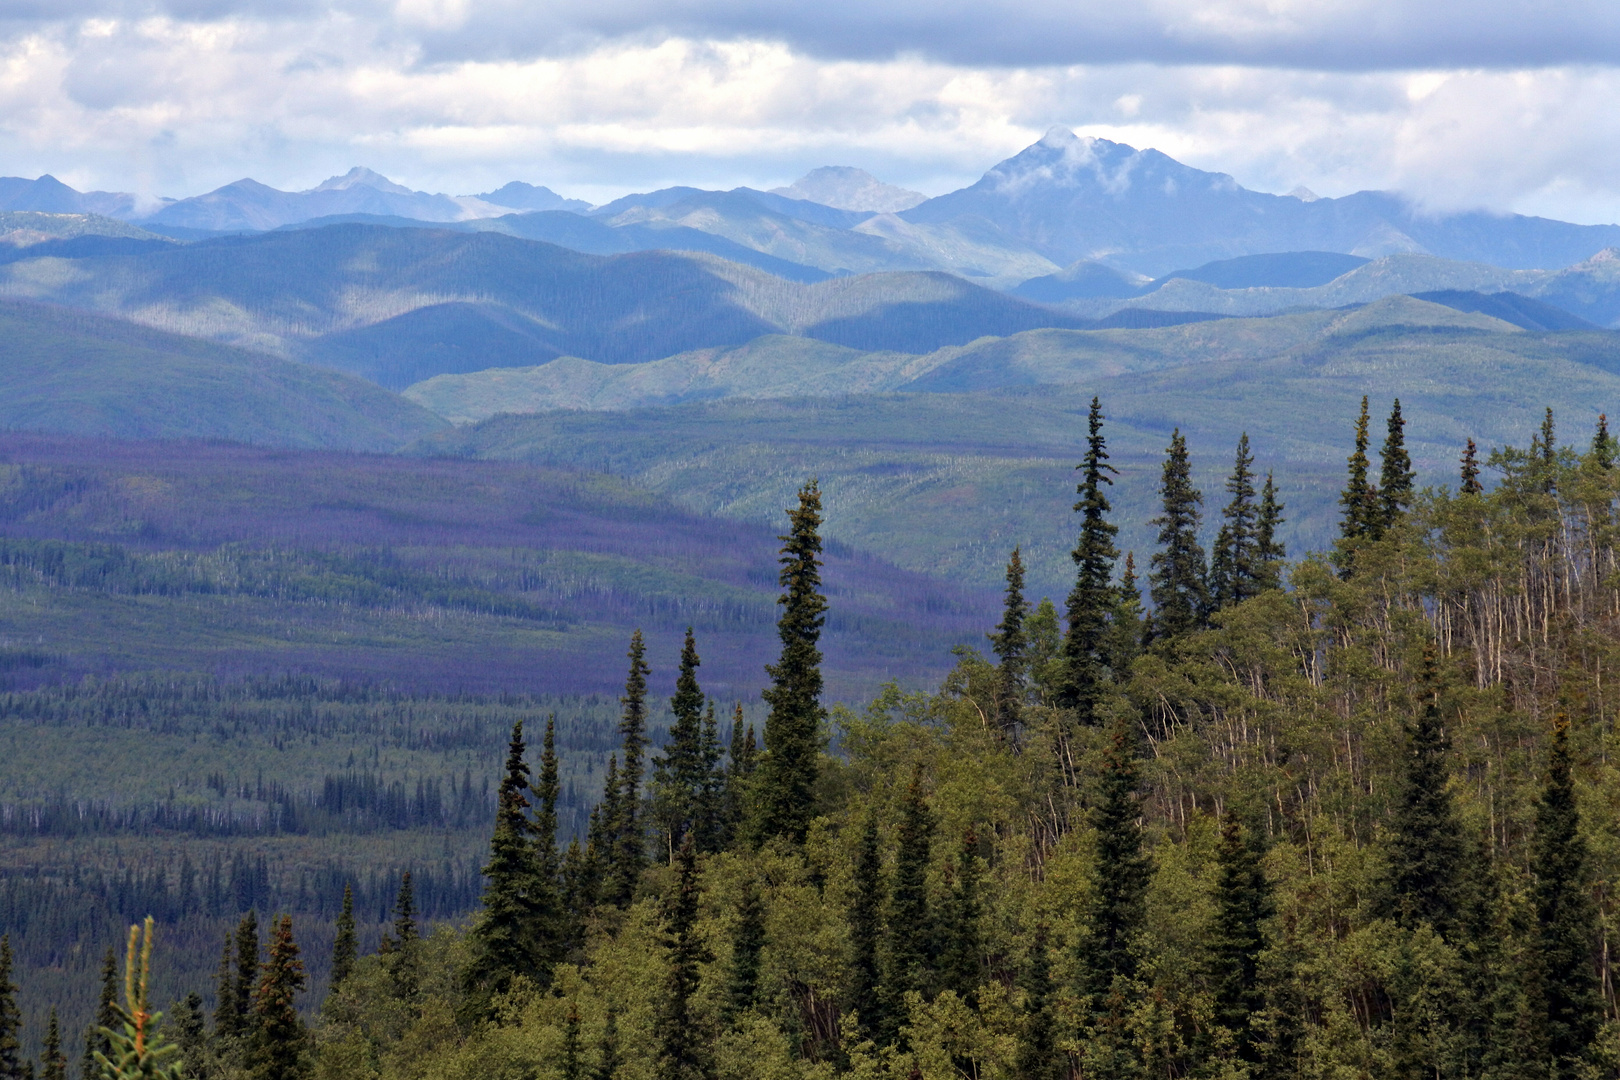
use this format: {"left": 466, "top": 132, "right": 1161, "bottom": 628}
{"left": 4, "top": 400, "right": 1620, "bottom": 1080}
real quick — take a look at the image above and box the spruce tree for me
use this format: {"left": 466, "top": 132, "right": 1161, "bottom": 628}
{"left": 1103, "top": 552, "right": 1146, "bottom": 674}
{"left": 1208, "top": 815, "right": 1270, "bottom": 1066}
{"left": 1015, "top": 929, "right": 1061, "bottom": 1080}
{"left": 536, "top": 714, "right": 562, "bottom": 882}
{"left": 389, "top": 872, "right": 419, "bottom": 1002}
{"left": 722, "top": 712, "right": 756, "bottom": 848}
{"left": 251, "top": 916, "right": 308, "bottom": 1080}
{"left": 1061, "top": 396, "right": 1120, "bottom": 720}
{"left": 560, "top": 838, "right": 592, "bottom": 949}
{"left": 209, "top": 935, "right": 234, "bottom": 1042}
{"left": 0, "top": 937, "right": 21, "bottom": 1080}
{"left": 1079, "top": 721, "right": 1151, "bottom": 1003}
{"left": 656, "top": 835, "right": 712, "bottom": 1080}
{"left": 1339, "top": 395, "right": 1378, "bottom": 544}
{"left": 1210, "top": 432, "right": 1260, "bottom": 609}
{"left": 653, "top": 629, "right": 707, "bottom": 859}
{"left": 588, "top": 755, "right": 621, "bottom": 897}
{"left": 1386, "top": 645, "right": 1466, "bottom": 936}
{"left": 754, "top": 480, "right": 828, "bottom": 845}
{"left": 41, "top": 1010, "right": 65, "bottom": 1080}
{"left": 231, "top": 913, "right": 259, "bottom": 1038}
{"left": 561, "top": 1004, "right": 584, "bottom": 1080}
{"left": 94, "top": 920, "right": 183, "bottom": 1080}
{"left": 695, "top": 702, "right": 725, "bottom": 853}
{"left": 725, "top": 878, "right": 765, "bottom": 1020}
{"left": 1460, "top": 438, "right": 1483, "bottom": 495}
{"left": 1593, "top": 414, "right": 1616, "bottom": 468}
{"left": 882, "top": 768, "right": 933, "bottom": 1045}
{"left": 847, "top": 807, "right": 884, "bottom": 1041}
{"left": 1530, "top": 715, "right": 1601, "bottom": 1080}
{"left": 83, "top": 949, "right": 117, "bottom": 1080}
{"left": 330, "top": 883, "right": 357, "bottom": 989}
{"left": 467, "top": 720, "right": 558, "bottom": 1006}
{"left": 607, "top": 630, "right": 651, "bottom": 902}
{"left": 168, "top": 996, "right": 204, "bottom": 1080}
{"left": 1147, "top": 428, "right": 1209, "bottom": 641}
{"left": 938, "top": 828, "right": 982, "bottom": 1006}
{"left": 989, "top": 548, "right": 1029, "bottom": 744}
{"left": 1255, "top": 471, "right": 1287, "bottom": 591}
{"left": 1377, "top": 398, "right": 1415, "bottom": 534}
{"left": 594, "top": 1010, "right": 620, "bottom": 1080}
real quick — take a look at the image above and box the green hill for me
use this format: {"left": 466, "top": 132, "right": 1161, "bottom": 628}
{"left": 0, "top": 299, "right": 444, "bottom": 449}
{"left": 411, "top": 302, "right": 1620, "bottom": 599}
{"left": 404, "top": 297, "right": 1545, "bottom": 420}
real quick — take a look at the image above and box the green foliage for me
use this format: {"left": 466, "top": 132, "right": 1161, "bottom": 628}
{"left": 42, "top": 1009, "right": 66, "bottom": 1080}
{"left": 329, "top": 887, "right": 356, "bottom": 991}
{"left": 1378, "top": 398, "right": 1415, "bottom": 531}
{"left": 606, "top": 632, "right": 651, "bottom": 903}
{"left": 1210, "top": 432, "right": 1261, "bottom": 610}
{"left": 1339, "top": 394, "right": 1378, "bottom": 545}
{"left": 881, "top": 769, "right": 934, "bottom": 1047}
{"left": 656, "top": 837, "right": 713, "bottom": 1080}
{"left": 1207, "top": 815, "right": 1269, "bottom": 1067}
{"left": 1385, "top": 645, "right": 1467, "bottom": 936}
{"left": 0, "top": 937, "right": 22, "bottom": 1080}
{"left": 653, "top": 630, "right": 718, "bottom": 857}
{"left": 753, "top": 480, "right": 828, "bottom": 846}
{"left": 988, "top": 549, "right": 1028, "bottom": 744}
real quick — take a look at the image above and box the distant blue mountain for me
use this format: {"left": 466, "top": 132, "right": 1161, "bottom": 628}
{"left": 1149, "top": 251, "right": 1371, "bottom": 290}
{"left": 901, "top": 128, "right": 1620, "bottom": 276}
{"left": 475, "top": 182, "right": 590, "bottom": 213}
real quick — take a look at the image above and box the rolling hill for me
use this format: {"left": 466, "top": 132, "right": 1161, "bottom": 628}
{"left": 0, "top": 225, "right": 1091, "bottom": 388}
{"left": 408, "top": 297, "right": 1620, "bottom": 599}
{"left": 0, "top": 299, "right": 443, "bottom": 449}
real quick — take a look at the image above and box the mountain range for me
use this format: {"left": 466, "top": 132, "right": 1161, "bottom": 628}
{"left": 8, "top": 129, "right": 1620, "bottom": 282}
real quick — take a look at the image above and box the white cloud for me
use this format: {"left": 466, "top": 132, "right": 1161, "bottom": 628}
{"left": 0, "top": 7, "right": 1615, "bottom": 224}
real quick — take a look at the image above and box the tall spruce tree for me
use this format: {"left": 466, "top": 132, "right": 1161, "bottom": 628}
{"left": 653, "top": 629, "right": 708, "bottom": 859}
{"left": 1376, "top": 398, "right": 1415, "bottom": 535}
{"left": 536, "top": 715, "right": 562, "bottom": 882}
{"left": 0, "top": 937, "right": 21, "bottom": 1080}
{"left": 1460, "top": 438, "right": 1484, "bottom": 495}
{"left": 588, "top": 755, "right": 621, "bottom": 900}
{"left": 882, "top": 768, "right": 934, "bottom": 1045}
{"left": 561, "top": 1004, "right": 584, "bottom": 1080}
{"left": 1210, "top": 432, "right": 1261, "bottom": 609}
{"left": 726, "top": 877, "right": 765, "bottom": 1020}
{"left": 389, "top": 872, "right": 419, "bottom": 1002}
{"left": 1339, "top": 395, "right": 1378, "bottom": 544}
{"left": 608, "top": 630, "right": 651, "bottom": 902}
{"left": 1255, "top": 472, "right": 1287, "bottom": 591}
{"left": 1061, "top": 397, "right": 1120, "bottom": 720}
{"left": 989, "top": 548, "right": 1029, "bottom": 744}
{"left": 594, "top": 1010, "right": 620, "bottom": 1080}
{"left": 83, "top": 949, "right": 116, "bottom": 1080}
{"left": 1208, "top": 815, "right": 1270, "bottom": 1066}
{"left": 251, "top": 916, "right": 308, "bottom": 1080}
{"left": 1080, "top": 721, "right": 1151, "bottom": 1003}
{"left": 1386, "top": 645, "right": 1467, "bottom": 936}
{"left": 330, "top": 883, "right": 357, "bottom": 989}
{"left": 847, "top": 806, "right": 884, "bottom": 1041}
{"left": 467, "top": 720, "right": 557, "bottom": 1006}
{"left": 656, "top": 835, "right": 712, "bottom": 1080}
{"left": 1147, "top": 428, "right": 1209, "bottom": 641}
{"left": 754, "top": 480, "right": 828, "bottom": 845}
{"left": 1531, "top": 715, "right": 1602, "bottom": 1080}
{"left": 232, "top": 913, "right": 259, "bottom": 1037}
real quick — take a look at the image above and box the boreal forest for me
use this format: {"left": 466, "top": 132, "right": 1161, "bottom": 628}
{"left": 7, "top": 393, "right": 1620, "bottom": 1080}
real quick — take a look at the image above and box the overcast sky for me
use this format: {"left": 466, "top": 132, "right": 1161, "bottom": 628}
{"left": 5, "top": 0, "right": 1620, "bottom": 220}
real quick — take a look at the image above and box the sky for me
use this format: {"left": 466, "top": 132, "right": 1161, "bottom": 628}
{"left": 4, "top": 0, "right": 1620, "bottom": 221}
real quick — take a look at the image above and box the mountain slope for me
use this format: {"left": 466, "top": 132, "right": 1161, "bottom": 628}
{"left": 0, "top": 299, "right": 444, "bottom": 448}
{"left": 0, "top": 225, "right": 1088, "bottom": 387}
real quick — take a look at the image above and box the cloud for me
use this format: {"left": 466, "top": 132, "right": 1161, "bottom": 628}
{"left": 0, "top": 5, "right": 1615, "bottom": 225}
{"left": 5, "top": 0, "right": 1619, "bottom": 70}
